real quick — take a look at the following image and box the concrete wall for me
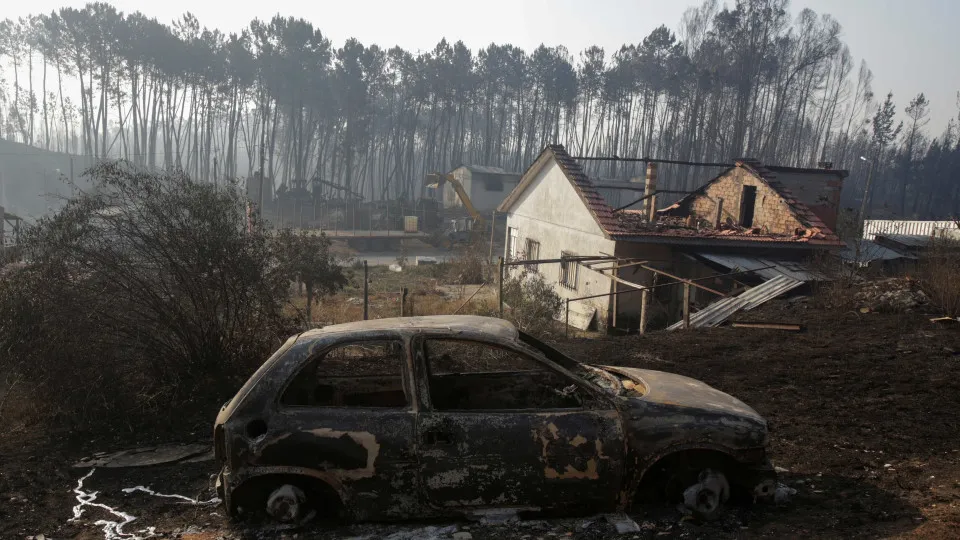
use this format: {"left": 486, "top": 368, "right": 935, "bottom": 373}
{"left": 469, "top": 173, "right": 519, "bottom": 213}
{"left": 689, "top": 168, "right": 803, "bottom": 234}
{"left": 504, "top": 159, "right": 617, "bottom": 326}
{"left": 773, "top": 170, "right": 843, "bottom": 231}
{"left": 610, "top": 242, "right": 674, "bottom": 328}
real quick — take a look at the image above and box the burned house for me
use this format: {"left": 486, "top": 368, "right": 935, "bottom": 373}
{"left": 498, "top": 145, "right": 846, "bottom": 331}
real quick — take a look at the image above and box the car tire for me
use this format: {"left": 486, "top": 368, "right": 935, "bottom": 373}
{"left": 661, "top": 465, "right": 730, "bottom": 522}
{"left": 265, "top": 484, "right": 307, "bottom": 523}
{"left": 680, "top": 469, "right": 729, "bottom": 521}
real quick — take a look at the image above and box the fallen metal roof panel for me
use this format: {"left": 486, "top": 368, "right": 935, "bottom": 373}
{"left": 666, "top": 275, "right": 804, "bottom": 330}
{"left": 840, "top": 240, "right": 915, "bottom": 262}
{"left": 694, "top": 252, "right": 822, "bottom": 281}
{"left": 877, "top": 234, "right": 932, "bottom": 248}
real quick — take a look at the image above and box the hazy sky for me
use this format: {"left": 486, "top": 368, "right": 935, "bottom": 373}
{"left": 8, "top": 0, "right": 960, "bottom": 133}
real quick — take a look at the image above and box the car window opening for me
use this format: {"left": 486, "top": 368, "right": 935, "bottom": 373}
{"left": 425, "top": 339, "right": 583, "bottom": 411}
{"left": 281, "top": 340, "right": 408, "bottom": 408}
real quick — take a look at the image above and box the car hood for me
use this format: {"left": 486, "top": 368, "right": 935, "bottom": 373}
{"left": 599, "top": 366, "right": 769, "bottom": 450}
{"left": 600, "top": 366, "right": 763, "bottom": 420}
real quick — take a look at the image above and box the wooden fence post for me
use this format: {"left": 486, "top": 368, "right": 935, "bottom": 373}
{"left": 363, "top": 260, "right": 369, "bottom": 320}
{"left": 498, "top": 257, "right": 505, "bottom": 317}
{"left": 639, "top": 289, "right": 649, "bottom": 335}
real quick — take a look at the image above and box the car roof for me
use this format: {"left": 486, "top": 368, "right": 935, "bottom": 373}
{"left": 296, "top": 315, "right": 520, "bottom": 342}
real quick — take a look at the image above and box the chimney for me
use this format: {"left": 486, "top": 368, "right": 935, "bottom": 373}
{"left": 818, "top": 161, "right": 833, "bottom": 170}
{"left": 714, "top": 197, "right": 725, "bottom": 229}
{"left": 644, "top": 162, "right": 658, "bottom": 222}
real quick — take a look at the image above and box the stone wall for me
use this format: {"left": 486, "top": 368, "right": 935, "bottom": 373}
{"left": 688, "top": 168, "right": 803, "bottom": 235}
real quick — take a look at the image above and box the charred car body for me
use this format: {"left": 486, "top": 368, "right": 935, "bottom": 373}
{"left": 214, "top": 316, "right": 776, "bottom": 522}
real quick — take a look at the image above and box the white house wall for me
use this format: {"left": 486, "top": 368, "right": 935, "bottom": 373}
{"left": 468, "top": 175, "right": 518, "bottom": 214}
{"left": 504, "top": 159, "right": 617, "bottom": 326}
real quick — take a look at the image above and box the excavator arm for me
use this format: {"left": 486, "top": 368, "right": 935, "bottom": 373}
{"left": 426, "top": 173, "right": 486, "bottom": 229}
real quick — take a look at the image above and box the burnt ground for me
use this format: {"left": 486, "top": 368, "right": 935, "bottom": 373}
{"left": 2, "top": 300, "right": 960, "bottom": 539}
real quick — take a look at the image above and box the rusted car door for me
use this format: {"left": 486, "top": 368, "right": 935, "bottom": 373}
{"left": 413, "top": 336, "right": 625, "bottom": 513}
{"left": 261, "top": 335, "right": 420, "bottom": 520}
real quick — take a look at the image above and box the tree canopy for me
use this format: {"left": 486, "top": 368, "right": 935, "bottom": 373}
{"left": 0, "top": 0, "right": 957, "bottom": 219}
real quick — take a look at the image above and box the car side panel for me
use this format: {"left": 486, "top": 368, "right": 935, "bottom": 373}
{"left": 220, "top": 331, "right": 423, "bottom": 520}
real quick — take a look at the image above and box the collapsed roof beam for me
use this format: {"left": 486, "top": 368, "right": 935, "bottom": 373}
{"left": 501, "top": 255, "right": 647, "bottom": 267}
{"left": 585, "top": 262, "right": 729, "bottom": 298}
{"left": 612, "top": 189, "right": 692, "bottom": 213}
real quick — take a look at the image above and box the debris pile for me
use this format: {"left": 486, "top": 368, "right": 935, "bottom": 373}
{"left": 855, "top": 277, "right": 928, "bottom": 312}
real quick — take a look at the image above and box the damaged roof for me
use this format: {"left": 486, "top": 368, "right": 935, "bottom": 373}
{"left": 500, "top": 146, "right": 843, "bottom": 248}
{"left": 658, "top": 159, "right": 843, "bottom": 246}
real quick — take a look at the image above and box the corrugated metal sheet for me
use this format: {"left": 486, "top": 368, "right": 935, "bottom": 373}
{"left": 877, "top": 234, "right": 932, "bottom": 249}
{"left": 840, "top": 240, "right": 915, "bottom": 263}
{"left": 666, "top": 275, "right": 804, "bottom": 330}
{"left": 694, "top": 252, "right": 822, "bottom": 282}
{"left": 863, "top": 220, "right": 959, "bottom": 241}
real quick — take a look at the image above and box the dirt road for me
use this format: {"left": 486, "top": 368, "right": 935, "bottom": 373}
{"left": 3, "top": 302, "right": 959, "bottom": 539}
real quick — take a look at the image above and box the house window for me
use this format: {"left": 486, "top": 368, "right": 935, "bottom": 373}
{"left": 560, "top": 251, "right": 578, "bottom": 290}
{"left": 524, "top": 239, "right": 540, "bottom": 271}
{"left": 739, "top": 185, "right": 757, "bottom": 227}
{"left": 507, "top": 227, "right": 519, "bottom": 261}
{"left": 484, "top": 177, "right": 504, "bottom": 192}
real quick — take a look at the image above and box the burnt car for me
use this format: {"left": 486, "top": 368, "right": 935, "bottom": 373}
{"left": 214, "top": 315, "right": 776, "bottom": 523}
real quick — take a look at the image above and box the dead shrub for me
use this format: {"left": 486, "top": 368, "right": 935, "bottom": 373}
{"left": 0, "top": 162, "right": 307, "bottom": 429}
{"left": 446, "top": 246, "right": 487, "bottom": 286}
{"left": 918, "top": 237, "right": 960, "bottom": 317}
{"left": 475, "top": 269, "right": 563, "bottom": 337}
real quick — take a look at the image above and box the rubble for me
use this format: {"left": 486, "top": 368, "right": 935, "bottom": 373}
{"left": 73, "top": 444, "right": 212, "bottom": 468}
{"left": 604, "top": 513, "right": 642, "bottom": 533}
{"left": 854, "top": 277, "right": 928, "bottom": 312}
{"left": 774, "top": 483, "right": 797, "bottom": 504}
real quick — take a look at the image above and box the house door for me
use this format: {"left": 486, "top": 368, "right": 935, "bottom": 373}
{"left": 414, "top": 337, "right": 625, "bottom": 513}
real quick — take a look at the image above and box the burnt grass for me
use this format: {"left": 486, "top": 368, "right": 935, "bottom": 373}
{"left": 2, "top": 301, "right": 960, "bottom": 539}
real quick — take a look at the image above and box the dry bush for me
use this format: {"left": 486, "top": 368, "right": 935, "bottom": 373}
{"left": 445, "top": 247, "right": 487, "bottom": 286}
{"left": 0, "top": 162, "right": 307, "bottom": 429}
{"left": 918, "top": 237, "right": 960, "bottom": 317}
{"left": 471, "top": 269, "right": 563, "bottom": 337}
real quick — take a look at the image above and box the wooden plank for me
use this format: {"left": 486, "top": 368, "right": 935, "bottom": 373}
{"left": 636, "top": 264, "right": 727, "bottom": 297}
{"left": 639, "top": 289, "right": 650, "bottom": 335}
{"left": 730, "top": 321, "right": 805, "bottom": 332}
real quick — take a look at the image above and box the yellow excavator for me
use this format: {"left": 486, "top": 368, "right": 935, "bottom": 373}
{"left": 425, "top": 172, "right": 487, "bottom": 247}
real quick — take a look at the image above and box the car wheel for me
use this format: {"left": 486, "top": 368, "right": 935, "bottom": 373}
{"left": 265, "top": 484, "right": 307, "bottom": 523}
{"left": 674, "top": 468, "right": 729, "bottom": 521}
